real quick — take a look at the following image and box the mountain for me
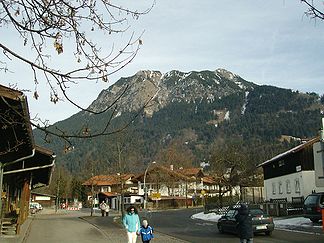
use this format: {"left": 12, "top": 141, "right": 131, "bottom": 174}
{"left": 33, "top": 68, "right": 323, "bottom": 174}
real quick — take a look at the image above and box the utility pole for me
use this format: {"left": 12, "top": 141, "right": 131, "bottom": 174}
{"left": 117, "top": 173, "right": 124, "bottom": 218}
{"left": 185, "top": 179, "right": 188, "bottom": 208}
{"left": 55, "top": 169, "right": 60, "bottom": 213}
{"left": 121, "top": 178, "right": 124, "bottom": 218}
{"left": 91, "top": 175, "right": 94, "bottom": 216}
{"left": 0, "top": 163, "right": 3, "bottom": 221}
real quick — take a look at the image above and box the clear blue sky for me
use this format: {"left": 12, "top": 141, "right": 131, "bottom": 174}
{"left": 2, "top": 0, "right": 324, "bottom": 123}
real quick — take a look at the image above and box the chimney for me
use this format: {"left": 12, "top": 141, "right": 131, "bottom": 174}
{"left": 170, "top": 164, "right": 174, "bottom": 171}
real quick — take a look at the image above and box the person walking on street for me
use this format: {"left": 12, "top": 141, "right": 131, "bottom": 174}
{"left": 123, "top": 205, "right": 140, "bottom": 243}
{"left": 100, "top": 201, "right": 107, "bottom": 217}
{"left": 138, "top": 219, "right": 154, "bottom": 243}
{"left": 235, "top": 203, "right": 253, "bottom": 243}
{"left": 105, "top": 202, "right": 110, "bottom": 216}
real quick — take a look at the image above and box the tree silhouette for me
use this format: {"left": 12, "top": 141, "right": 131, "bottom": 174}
{"left": 0, "top": 0, "right": 155, "bottom": 147}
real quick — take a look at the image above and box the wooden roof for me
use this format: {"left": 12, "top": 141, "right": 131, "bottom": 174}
{"left": 4, "top": 145, "right": 55, "bottom": 186}
{"left": 1, "top": 85, "right": 55, "bottom": 185}
{"left": 202, "top": 175, "right": 217, "bottom": 185}
{"left": 175, "top": 167, "right": 204, "bottom": 177}
{"left": 0, "top": 84, "right": 34, "bottom": 164}
{"left": 83, "top": 173, "right": 135, "bottom": 186}
{"left": 133, "top": 165, "right": 194, "bottom": 182}
{"left": 257, "top": 136, "right": 319, "bottom": 168}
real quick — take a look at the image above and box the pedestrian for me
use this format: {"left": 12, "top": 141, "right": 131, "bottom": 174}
{"left": 100, "top": 201, "right": 107, "bottom": 217}
{"left": 123, "top": 205, "right": 140, "bottom": 243}
{"left": 235, "top": 203, "right": 253, "bottom": 243}
{"left": 105, "top": 202, "right": 110, "bottom": 216}
{"left": 138, "top": 219, "right": 154, "bottom": 243}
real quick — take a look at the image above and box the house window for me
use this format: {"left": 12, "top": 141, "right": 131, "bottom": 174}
{"left": 279, "top": 181, "right": 283, "bottom": 194}
{"left": 286, "top": 180, "right": 291, "bottom": 194}
{"left": 295, "top": 178, "right": 300, "bottom": 193}
{"left": 101, "top": 186, "right": 109, "bottom": 192}
{"left": 296, "top": 165, "right": 301, "bottom": 172}
{"left": 272, "top": 182, "right": 276, "bottom": 195}
{"left": 278, "top": 161, "right": 285, "bottom": 167}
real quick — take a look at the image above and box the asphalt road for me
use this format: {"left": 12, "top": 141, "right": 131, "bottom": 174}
{"left": 144, "top": 208, "right": 324, "bottom": 243}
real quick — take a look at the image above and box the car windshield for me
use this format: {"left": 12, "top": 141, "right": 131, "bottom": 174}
{"left": 304, "top": 195, "right": 319, "bottom": 205}
{"left": 250, "top": 209, "right": 266, "bottom": 216}
{"left": 226, "top": 209, "right": 238, "bottom": 218}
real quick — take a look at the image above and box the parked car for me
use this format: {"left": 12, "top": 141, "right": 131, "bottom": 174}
{"left": 30, "top": 202, "right": 43, "bottom": 211}
{"left": 303, "top": 192, "right": 324, "bottom": 223}
{"left": 217, "top": 205, "right": 274, "bottom": 236}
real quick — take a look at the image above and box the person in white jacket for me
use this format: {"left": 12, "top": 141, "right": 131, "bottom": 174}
{"left": 99, "top": 201, "right": 107, "bottom": 217}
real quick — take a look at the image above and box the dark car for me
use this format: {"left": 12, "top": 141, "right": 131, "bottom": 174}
{"left": 217, "top": 206, "right": 274, "bottom": 236}
{"left": 303, "top": 192, "right": 324, "bottom": 223}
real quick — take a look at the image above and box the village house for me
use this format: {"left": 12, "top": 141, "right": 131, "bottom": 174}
{"left": 257, "top": 137, "right": 324, "bottom": 203}
{"left": 82, "top": 173, "right": 142, "bottom": 210}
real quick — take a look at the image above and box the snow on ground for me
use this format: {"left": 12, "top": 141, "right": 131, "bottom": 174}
{"left": 191, "top": 212, "right": 323, "bottom": 229}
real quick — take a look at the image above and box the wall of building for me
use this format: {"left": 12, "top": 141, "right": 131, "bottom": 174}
{"left": 264, "top": 171, "right": 324, "bottom": 201}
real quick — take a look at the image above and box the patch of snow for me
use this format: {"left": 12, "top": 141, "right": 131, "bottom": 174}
{"left": 213, "top": 78, "right": 220, "bottom": 85}
{"left": 224, "top": 111, "right": 230, "bottom": 120}
{"left": 191, "top": 212, "right": 222, "bottom": 222}
{"left": 241, "top": 103, "right": 247, "bottom": 115}
{"left": 191, "top": 212, "right": 322, "bottom": 230}
{"left": 235, "top": 81, "right": 244, "bottom": 89}
{"left": 114, "top": 111, "right": 122, "bottom": 118}
{"left": 241, "top": 91, "right": 249, "bottom": 115}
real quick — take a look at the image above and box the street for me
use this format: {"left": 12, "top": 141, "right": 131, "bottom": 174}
{"left": 3, "top": 207, "right": 324, "bottom": 243}
{"left": 146, "top": 208, "right": 324, "bottom": 243}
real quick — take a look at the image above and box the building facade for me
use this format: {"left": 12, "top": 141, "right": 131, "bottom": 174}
{"left": 258, "top": 137, "right": 324, "bottom": 202}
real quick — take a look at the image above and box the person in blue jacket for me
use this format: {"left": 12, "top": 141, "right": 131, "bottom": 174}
{"left": 138, "top": 219, "right": 154, "bottom": 243}
{"left": 123, "top": 205, "right": 140, "bottom": 243}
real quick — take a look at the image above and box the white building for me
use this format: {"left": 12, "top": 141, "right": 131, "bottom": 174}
{"left": 257, "top": 137, "right": 324, "bottom": 202}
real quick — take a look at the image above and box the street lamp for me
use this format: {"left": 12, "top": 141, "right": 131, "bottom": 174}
{"left": 143, "top": 161, "right": 156, "bottom": 211}
{"left": 117, "top": 173, "right": 124, "bottom": 217}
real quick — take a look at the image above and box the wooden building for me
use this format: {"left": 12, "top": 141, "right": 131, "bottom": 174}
{"left": 257, "top": 137, "right": 324, "bottom": 202}
{"left": 0, "top": 85, "right": 55, "bottom": 235}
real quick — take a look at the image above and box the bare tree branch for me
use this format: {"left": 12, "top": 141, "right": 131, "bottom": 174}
{"left": 301, "top": 0, "right": 324, "bottom": 20}
{"left": 0, "top": 0, "right": 155, "bottom": 147}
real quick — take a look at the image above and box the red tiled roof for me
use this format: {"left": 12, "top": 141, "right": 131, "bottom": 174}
{"left": 133, "top": 165, "right": 194, "bottom": 182}
{"left": 202, "top": 176, "right": 217, "bottom": 185}
{"left": 82, "top": 173, "right": 134, "bottom": 186}
{"left": 176, "top": 168, "right": 203, "bottom": 177}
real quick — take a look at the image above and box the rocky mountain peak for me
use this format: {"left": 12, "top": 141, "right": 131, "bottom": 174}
{"left": 88, "top": 68, "right": 256, "bottom": 117}
{"left": 215, "top": 68, "right": 238, "bottom": 80}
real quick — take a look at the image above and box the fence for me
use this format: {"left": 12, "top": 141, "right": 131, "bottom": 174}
{"left": 262, "top": 197, "right": 304, "bottom": 216}
{"left": 204, "top": 196, "right": 304, "bottom": 217}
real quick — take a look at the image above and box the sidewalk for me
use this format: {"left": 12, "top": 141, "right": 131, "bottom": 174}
{"left": 0, "top": 207, "right": 67, "bottom": 243}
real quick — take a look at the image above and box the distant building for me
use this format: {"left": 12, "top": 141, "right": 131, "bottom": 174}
{"left": 30, "top": 192, "right": 56, "bottom": 208}
{"left": 82, "top": 173, "right": 139, "bottom": 210}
